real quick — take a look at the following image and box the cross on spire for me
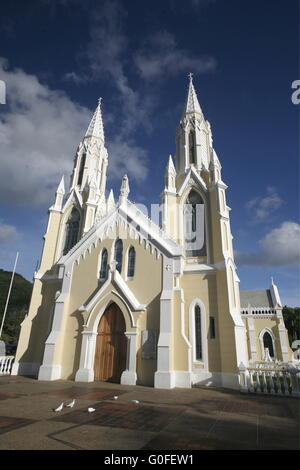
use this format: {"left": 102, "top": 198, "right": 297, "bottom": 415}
{"left": 182, "top": 72, "right": 202, "bottom": 116}
{"left": 85, "top": 98, "right": 105, "bottom": 141}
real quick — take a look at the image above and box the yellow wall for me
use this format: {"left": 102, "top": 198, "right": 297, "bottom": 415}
{"left": 52, "top": 223, "right": 163, "bottom": 381}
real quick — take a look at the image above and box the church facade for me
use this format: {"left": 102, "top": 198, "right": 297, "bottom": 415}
{"left": 12, "top": 77, "right": 293, "bottom": 390}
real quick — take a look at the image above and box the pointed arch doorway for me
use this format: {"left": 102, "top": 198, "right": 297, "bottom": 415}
{"left": 94, "top": 303, "right": 127, "bottom": 383}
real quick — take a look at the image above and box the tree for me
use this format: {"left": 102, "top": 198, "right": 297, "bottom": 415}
{"left": 0, "top": 269, "right": 32, "bottom": 344}
{"left": 282, "top": 306, "right": 300, "bottom": 346}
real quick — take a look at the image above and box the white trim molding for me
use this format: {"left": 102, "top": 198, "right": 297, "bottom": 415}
{"left": 120, "top": 332, "right": 138, "bottom": 385}
{"left": 259, "top": 328, "right": 277, "bottom": 360}
{"left": 189, "top": 298, "right": 208, "bottom": 372}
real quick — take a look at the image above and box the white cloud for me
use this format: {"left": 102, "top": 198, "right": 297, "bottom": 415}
{"left": 107, "top": 139, "right": 148, "bottom": 183}
{"left": 0, "top": 221, "right": 19, "bottom": 243}
{"left": 0, "top": 58, "right": 91, "bottom": 207}
{"left": 134, "top": 31, "right": 217, "bottom": 80}
{"left": 63, "top": 71, "right": 90, "bottom": 85}
{"left": 236, "top": 221, "right": 300, "bottom": 267}
{"left": 245, "top": 186, "right": 283, "bottom": 224}
{"left": 0, "top": 57, "right": 149, "bottom": 207}
{"left": 85, "top": 1, "right": 156, "bottom": 138}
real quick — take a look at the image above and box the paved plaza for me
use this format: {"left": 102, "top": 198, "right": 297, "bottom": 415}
{"left": 0, "top": 375, "right": 298, "bottom": 450}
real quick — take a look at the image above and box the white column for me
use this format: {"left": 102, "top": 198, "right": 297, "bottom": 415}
{"left": 154, "top": 257, "right": 175, "bottom": 389}
{"left": 38, "top": 298, "right": 66, "bottom": 381}
{"left": 75, "top": 331, "right": 97, "bottom": 382}
{"left": 121, "top": 332, "right": 137, "bottom": 385}
{"left": 38, "top": 265, "right": 73, "bottom": 381}
{"left": 278, "top": 316, "right": 289, "bottom": 362}
{"left": 247, "top": 317, "right": 257, "bottom": 361}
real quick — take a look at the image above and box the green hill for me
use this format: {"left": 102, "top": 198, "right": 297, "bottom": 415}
{"left": 0, "top": 269, "right": 33, "bottom": 344}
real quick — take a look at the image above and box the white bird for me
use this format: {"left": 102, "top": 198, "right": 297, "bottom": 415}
{"left": 113, "top": 396, "right": 118, "bottom": 400}
{"left": 87, "top": 407, "right": 96, "bottom": 413}
{"left": 53, "top": 402, "right": 64, "bottom": 412}
{"left": 65, "top": 399, "right": 75, "bottom": 408}
{"left": 132, "top": 400, "right": 139, "bottom": 404}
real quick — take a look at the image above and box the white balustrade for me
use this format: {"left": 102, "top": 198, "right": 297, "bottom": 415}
{"left": 0, "top": 356, "right": 15, "bottom": 375}
{"left": 239, "top": 361, "right": 300, "bottom": 397}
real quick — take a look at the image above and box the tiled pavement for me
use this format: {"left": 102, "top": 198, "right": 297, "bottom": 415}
{"left": 0, "top": 375, "right": 298, "bottom": 450}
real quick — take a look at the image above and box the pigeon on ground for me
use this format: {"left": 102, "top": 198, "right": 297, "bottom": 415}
{"left": 65, "top": 399, "right": 75, "bottom": 408}
{"left": 87, "top": 407, "right": 96, "bottom": 413}
{"left": 132, "top": 400, "right": 139, "bottom": 404}
{"left": 53, "top": 402, "right": 64, "bottom": 412}
{"left": 113, "top": 396, "right": 118, "bottom": 400}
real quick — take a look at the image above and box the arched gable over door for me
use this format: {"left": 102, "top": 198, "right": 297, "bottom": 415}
{"left": 94, "top": 303, "right": 127, "bottom": 382}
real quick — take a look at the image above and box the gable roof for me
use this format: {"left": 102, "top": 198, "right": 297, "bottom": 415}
{"left": 240, "top": 289, "right": 274, "bottom": 308}
{"left": 59, "top": 198, "right": 183, "bottom": 267}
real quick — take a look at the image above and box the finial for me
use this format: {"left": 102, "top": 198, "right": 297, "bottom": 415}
{"left": 271, "top": 276, "right": 274, "bottom": 285}
{"left": 85, "top": 97, "right": 105, "bottom": 140}
{"left": 119, "top": 174, "right": 130, "bottom": 200}
{"left": 188, "top": 72, "right": 193, "bottom": 83}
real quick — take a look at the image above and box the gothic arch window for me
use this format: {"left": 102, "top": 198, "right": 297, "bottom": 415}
{"left": 63, "top": 208, "right": 80, "bottom": 255}
{"left": 263, "top": 331, "right": 275, "bottom": 358}
{"left": 127, "top": 246, "right": 136, "bottom": 278}
{"left": 189, "top": 130, "right": 196, "bottom": 164}
{"left": 184, "top": 190, "right": 205, "bottom": 257}
{"left": 195, "top": 305, "right": 202, "bottom": 361}
{"left": 114, "top": 239, "right": 123, "bottom": 273}
{"left": 189, "top": 299, "right": 208, "bottom": 369}
{"left": 77, "top": 153, "right": 86, "bottom": 186}
{"left": 99, "top": 248, "right": 108, "bottom": 279}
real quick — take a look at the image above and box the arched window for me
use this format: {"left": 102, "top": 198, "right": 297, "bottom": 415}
{"left": 263, "top": 331, "right": 274, "bottom": 358}
{"left": 99, "top": 249, "right": 108, "bottom": 279}
{"left": 127, "top": 247, "right": 136, "bottom": 278}
{"left": 63, "top": 208, "right": 80, "bottom": 255}
{"left": 114, "top": 239, "right": 123, "bottom": 273}
{"left": 189, "top": 130, "right": 196, "bottom": 164}
{"left": 195, "top": 305, "right": 202, "bottom": 360}
{"left": 77, "top": 154, "right": 86, "bottom": 186}
{"left": 184, "top": 190, "right": 205, "bottom": 256}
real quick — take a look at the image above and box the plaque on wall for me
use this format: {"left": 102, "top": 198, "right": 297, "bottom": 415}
{"left": 142, "top": 330, "right": 158, "bottom": 360}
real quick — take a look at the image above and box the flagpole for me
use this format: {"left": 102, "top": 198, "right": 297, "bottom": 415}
{"left": 0, "top": 252, "right": 19, "bottom": 340}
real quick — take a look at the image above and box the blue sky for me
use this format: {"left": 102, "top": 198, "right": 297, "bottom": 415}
{"left": 0, "top": 0, "right": 299, "bottom": 306}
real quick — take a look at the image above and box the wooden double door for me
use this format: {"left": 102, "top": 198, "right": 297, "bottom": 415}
{"left": 94, "top": 303, "right": 127, "bottom": 383}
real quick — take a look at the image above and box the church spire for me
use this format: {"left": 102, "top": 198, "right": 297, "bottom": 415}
{"left": 85, "top": 97, "right": 105, "bottom": 141}
{"left": 175, "top": 75, "right": 212, "bottom": 175}
{"left": 68, "top": 96, "right": 109, "bottom": 229}
{"left": 182, "top": 73, "right": 203, "bottom": 117}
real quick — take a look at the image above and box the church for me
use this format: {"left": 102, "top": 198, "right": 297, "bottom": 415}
{"left": 12, "top": 76, "right": 293, "bottom": 390}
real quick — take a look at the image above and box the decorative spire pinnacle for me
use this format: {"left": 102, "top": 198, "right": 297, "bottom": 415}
{"left": 52, "top": 175, "right": 65, "bottom": 210}
{"left": 182, "top": 73, "right": 202, "bottom": 117}
{"left": 85, "top": 98, "right": 105, "bottom": 141}
{"left": 166, "top": 155, "right": 176, "bottom": 175}
{"left": 56, "top": 175, "right": 65, "bottom": 195}
{"left": 119, "top": 174, "right": 130, "bottom": 200}
{"left": 107, "top": 189, "right": 115, "bottom": 211}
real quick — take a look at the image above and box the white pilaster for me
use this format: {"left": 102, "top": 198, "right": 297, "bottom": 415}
{"left": 154, "top": 257, "right": 175, "bottom": 389}
{"left": 121, "top": 332, "right": 137, "bottom": 385}
{"left": 75, "top": 331, "right": 97, "bottom": 382}
{"left": 247, "top": 316, "right": 257, "bottom": 361}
